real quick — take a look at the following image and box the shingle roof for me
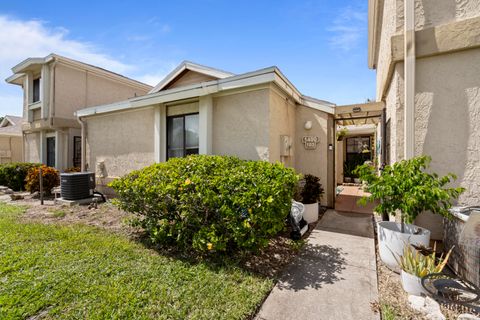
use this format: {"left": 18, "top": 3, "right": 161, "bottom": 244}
{"left": 0, "top": 115, "right": 22, "bottom": 136}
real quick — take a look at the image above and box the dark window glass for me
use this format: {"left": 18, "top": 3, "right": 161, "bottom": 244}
{"left": 167, "top": 113, "right": 199, "bottom": 159}
{"left": 345, "top": 136, "right": 372, "bottom": 168}
{"left": 73, "top": 136, "right": 81, "bottom": 168}
{"left": 46, "top": 137, "right": 55, "bottom": 167}
{"left": 32, "top": 78, "right": 40, "bottom": 103}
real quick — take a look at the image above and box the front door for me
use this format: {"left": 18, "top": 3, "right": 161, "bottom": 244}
{"left": 46, "top": 137, "right": 55, "bottom": 167}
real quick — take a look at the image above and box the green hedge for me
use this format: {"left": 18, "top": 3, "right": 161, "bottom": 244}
{"left": 110, "top": 155, "right": 299, "bottom": 253}
{"left": 0, "top": 162, "right": 41, "bottom": 191}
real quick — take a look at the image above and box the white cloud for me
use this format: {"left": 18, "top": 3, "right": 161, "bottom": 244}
{"left": 0, "top": 15, "right": 133, "bottom": 74}
{"left": 328, "top": 6, "right": 367, "bottom": 51}
{"left": 0, "top": 15, "right": 135, "bottom": 115}
{"left": 134, "top": 61, "right": 178, "bottom": 86}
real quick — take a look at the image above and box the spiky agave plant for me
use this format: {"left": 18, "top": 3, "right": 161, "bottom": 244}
{"left": 397, "top": 243, "right": 453, "bottom": 278}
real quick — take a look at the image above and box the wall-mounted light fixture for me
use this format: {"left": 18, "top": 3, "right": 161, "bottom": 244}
{"left": 304, "top": 121, "right": 312, "bottom": 130}
{"left": 328, "top": 144, "right": 333, "bottom": 151}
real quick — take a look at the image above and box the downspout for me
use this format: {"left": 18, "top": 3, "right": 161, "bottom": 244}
{"left": 77, "top": 116, "right": 86, "bottom": 172}
{"left": 404, "top": 0, "right": 415, "bottom": 159}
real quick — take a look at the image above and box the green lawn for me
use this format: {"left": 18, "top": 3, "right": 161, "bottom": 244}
{"left": 0, "top": 203, "right": 272, "bottom": 319}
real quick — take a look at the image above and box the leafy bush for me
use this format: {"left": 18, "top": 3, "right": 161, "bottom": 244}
{"left": 299, "top": 174, "right": 324, "bottom": 204}
{"left": 64, "top": 167, "right": 81, "bottom": 173}
{"left": 355, "top": 155, "right": 464, "bottom": 224}
{"left": 110, "top": 155, "right": 299, "bottom": 253}
{"left": 25, "top": 165, "right": 60, "bottom": 194}
{"left": 0, "top": 162, "right": 40, "bottom": 191}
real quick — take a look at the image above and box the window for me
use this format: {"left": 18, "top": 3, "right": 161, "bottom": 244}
{"left": 46, "top": 137, "right": 55, "bottom": 167}
{"left": 73, "top": 136, "right": 81, "bottom": 168}
{"left": 346, "top": 136, "right": 371, "bottom": 154}
{"left": 167, "top": 113, "right": 199, "bottom": 159}
{"left": 345, "top": 136, "right": 372, "bottom": 168}
{"left": 32, "top": 78, "right": 40, "bottom": 103}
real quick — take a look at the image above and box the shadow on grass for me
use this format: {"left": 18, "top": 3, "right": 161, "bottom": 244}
{"left": 276, "top": 243, "right": 347, "bottom": 291}
{"left": 132, "top": 228, "right": 306, "bottom": 280}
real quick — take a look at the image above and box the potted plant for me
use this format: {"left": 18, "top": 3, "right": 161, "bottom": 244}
{"left": 336, "top": 128, "right": 348, "bottom": 141}
{"left": 299, "top": 174, "right": 324, "bottom": 223}
{"left": 397, "top": 243, "right": 453, "bottom": 296}
{"left": 355, "top": 156, "right": 463, "bottom": 270}
{"left": 343, "top": 162, "right": 353, "bottom": 183}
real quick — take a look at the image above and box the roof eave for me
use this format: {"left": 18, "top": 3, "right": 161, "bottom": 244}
{"left": 5, "top": 73, "right": 24, "bottom": 85}
{"left": 368, "top": 0, "right": 383, "bottom": 69}
{"left": 11, "top": 57, "right": 47, "bottom": 74}
{"left": 77, "top": 66, "right": 304, "bottom": 117}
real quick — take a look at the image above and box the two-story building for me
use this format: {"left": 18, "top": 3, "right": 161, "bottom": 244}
{"left": 6, "top": 54, "right": 152, "bottom": 170}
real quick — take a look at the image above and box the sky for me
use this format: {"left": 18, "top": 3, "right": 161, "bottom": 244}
{"left": 0, "top": 0, "right": 376, "bottom": 116}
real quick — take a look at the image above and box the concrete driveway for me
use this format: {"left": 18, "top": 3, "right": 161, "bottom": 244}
{"left": 256, "top": 210, "right": 379, "bottom": 320}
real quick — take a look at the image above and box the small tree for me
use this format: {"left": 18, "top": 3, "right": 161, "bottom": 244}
{"left": 355, "top": 156, "right": 464, "bottom": 232}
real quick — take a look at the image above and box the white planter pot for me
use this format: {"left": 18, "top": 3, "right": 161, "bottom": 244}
{"left": 377, "top": 221, "right": 431, "bottom": 270}
{"left": 303, "top": 203, "right": 319, "bottom": 223}
{"left": 401, "top": 270, "right": 429, "bottom": 296}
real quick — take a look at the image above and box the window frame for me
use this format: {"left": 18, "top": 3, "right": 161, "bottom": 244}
{"left": 166, "top": 112, "right": 199, "bottom": 160}
{"left": 46, "top": 136, "right": 55, "bottom": 167}
{"left": 32, "top": 78, "right": 40, "bottom": 103}
{"left": 73, "top": 136, "right": 82, "bottom": 168}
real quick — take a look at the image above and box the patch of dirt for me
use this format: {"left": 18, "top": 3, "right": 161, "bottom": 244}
{"left": 19, "top": 199, "right": 140, "bottom": 237}
{"left": 242, "top": 207, "right": 326, "bottom": 278}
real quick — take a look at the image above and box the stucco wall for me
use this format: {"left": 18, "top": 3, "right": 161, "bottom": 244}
{"left": 295, "top": 105, "right": 332, "bottom": 206}
{"left": 383, "top": 48, "right": 480, "bottom": 238}
{"left": 376, "top": 0, "right": 398, "bottom": 99}
{"left": 395, "top": 0, "right": 480, "bottom": 32}
{"left": 376, "top": 0, "right": 480, "bottom": 101}
{"left": 54, "top": 63, "right": 149, "bottom": 120}
{"left": 386, "top": 50, "right": 480, "bottom": 205}
{"left": 0, "top": 136, "right": 22, "bottom": 163}
{"left": 268, "top": 88, "right": 296, "bottom": 167}
{"left": 85, "top": 108, "right": 155, "bottom": 180}
{"left": 212, "top": 89, "right": 270, "bottom": 160}
{"left": 24, "top": 132, "right": 40, "bottom": 163}
{"left": 414, "top": 49, "right": 480, "bottom": 207}
{"left": 385, "top": 63, "right": 404, "bottom": 163}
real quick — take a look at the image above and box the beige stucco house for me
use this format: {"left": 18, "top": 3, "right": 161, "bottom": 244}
{"left": 6, "top": 54, "right": 152, "bottom": 171}
{"left": 0, "top": 115, "right": 23, "bottom": 163}
{"left": 368, "top": 0, "right": 480, "bottom": 237}
{"left": 76, "top": 61, "right": 337, "bottom": 206}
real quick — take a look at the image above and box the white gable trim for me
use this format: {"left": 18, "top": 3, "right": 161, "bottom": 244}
{"left": 76, "top": 66, "right": 335, "bottom": 118}
{"left": 0, "top": 116, "right": 20, "bottom": 127}
{"left": 0, "top": 118, "right": 12, "bottom": 127}
{"left": 149, "top": 61, "right": 234, "bottom": 94}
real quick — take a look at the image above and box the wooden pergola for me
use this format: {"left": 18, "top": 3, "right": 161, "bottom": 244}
{"left": 334, "top": 101, "right": 385, "bottom": 126}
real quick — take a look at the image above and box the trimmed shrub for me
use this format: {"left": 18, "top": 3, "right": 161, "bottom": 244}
{"left": 110, "top": 155, "right": 299, "bottom": 253}
{"left": 25, "top": 165, "right": 60, "bottom": 194}
{"left": 64, "top": 167, "right": 81, "bottom": 173}
{"left": 0, "top": 162, "right": 41, "bottom": 191}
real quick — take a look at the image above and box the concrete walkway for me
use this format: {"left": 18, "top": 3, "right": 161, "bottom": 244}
{"left": 256, "top": 210, "right": 379, "bottom": 320}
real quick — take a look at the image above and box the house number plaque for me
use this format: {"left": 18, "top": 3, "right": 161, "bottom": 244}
{"left": 302, "top": 136, "right": 319, "bottom": 150}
